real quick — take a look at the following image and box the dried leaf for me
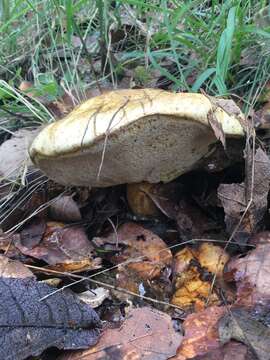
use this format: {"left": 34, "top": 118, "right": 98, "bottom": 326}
{"left": 93, "top": 222, "right": 172, "bottom": 280}
{"left": 208, "top": 110, "right": 226, "bottom": 148}
{"left": 218, "top": 308, "right": 270, "bottom": 360}
{"left": 0, "top": 128, "right": 39, "bottom": 181}
{"left": 192, "top": 341, "right": 253, "bottom": 360}
{"left": 218, "top": 148, "right": 270, "bottom": 245}
{"left": 175, "top": 306, "right": 226, "bottom": 358}
{"left": 226, "top": 239, "right": 270, "bottom": 306}
{"left": 58, "top": 307, "right": 182, "bottom": 360}
{"left": 0, "top": 277, "right": 101, "bottom": 360}
{"left": 16, "top": 221, "right": 97, "bottom": 271}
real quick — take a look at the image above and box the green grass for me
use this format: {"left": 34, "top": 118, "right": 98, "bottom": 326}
{"left": 0, "top": 0, "right": 270, "bottom": 130}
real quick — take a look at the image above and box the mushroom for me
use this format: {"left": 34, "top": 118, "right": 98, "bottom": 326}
{"left": 29, "top": 89, "right": 244, "bottom": 187}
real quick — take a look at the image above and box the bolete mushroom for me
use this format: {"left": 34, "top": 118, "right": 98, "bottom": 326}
{"left": 29, "top": 89, "right": 244, "bottom": 187}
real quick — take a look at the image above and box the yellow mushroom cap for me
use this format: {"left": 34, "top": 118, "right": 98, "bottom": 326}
{"left": 29, "top": 89, "right": 244, "bottom": 187}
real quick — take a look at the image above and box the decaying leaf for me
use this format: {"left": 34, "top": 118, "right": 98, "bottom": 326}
{"left": 58, "top": 307, "right": 182, "bottom": 360}
{"left": 225, "top": 236, "right": 270, "bottom": 306}
{"left": 0, "top": 277, "right": 101, "bottom": 360}
{"left": 218, "top": 148, "right": 270, "bottom": 245}
{"left": 174, "top": 306, "right": 226, "bottom": 359}
{"left": 93, "top": 222, "right": 172, "bottom": 280}
{"left": 218, "top": 308, "right": 270, "bottom": 360}
{"left": 171, "top": 244, "right": 228, "bottom": 309}
{"left": 15, "top": 220, "right": 100, "bottom": 272}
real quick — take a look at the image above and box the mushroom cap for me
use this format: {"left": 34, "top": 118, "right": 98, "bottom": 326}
{"left": 29, "top": 89, "right": 244, "bottom": 187}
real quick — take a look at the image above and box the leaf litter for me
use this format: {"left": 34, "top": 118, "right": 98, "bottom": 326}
{"left": 1, "top": 84, "right": 270, "bottom": 360}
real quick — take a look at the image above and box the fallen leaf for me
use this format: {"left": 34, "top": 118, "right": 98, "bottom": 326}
{"left": 49, "top": 194, "right": 82, "bottom": 222}
{"left": 93, "top": 222, "right": 172, "bottom": 280}
{"left": 218, "top": 308, "right": 270, "bottom": 360}
{"left": 225, "top": 237, "right": 270, "bottom": 306}
{"left": 218, "top": 148, "right": 270, "bottom": 245}
{"left": 208, "top": 110, "right": 226, "bottom": 148}
{"left": 16, "top": 221, "right": 99, "bottom": 271}
{"left": 175, "top": 306, "right": 226, "bottom": 359}
{"left": 0, "top": 254, "right": 34, "bottom": 278}
{"left": 192, "top": 341, "right": 253, "bottom": 360}
{"left": 0, "top": 277, "right": 101, "bottom": 360}
{"left": 58, "top": 307, "right": 182, "bottom": 360}
{"left": 0, "top": 128, "right": 39, "bottom": 181}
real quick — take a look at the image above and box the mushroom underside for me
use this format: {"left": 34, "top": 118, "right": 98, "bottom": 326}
{"left": 34, "top": 114, "right": 218, "bottom": 187}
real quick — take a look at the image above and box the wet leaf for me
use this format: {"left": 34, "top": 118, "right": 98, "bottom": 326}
{"left": 58, "top": 307, "right": 182, "bottom": 360}
{"left": 0, "top": 277, "right": 101, "bottom": 360}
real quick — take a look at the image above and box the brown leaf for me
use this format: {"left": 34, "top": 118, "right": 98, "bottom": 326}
{"left": 218, "top": 308, "right": 270, "bottom": 360}
{"left": 16, "top": 221, "right": 98, "bottom": 271}
{"left": 208, "top": 110, "right": 226, "bottom": 148}
{"left": 175, "top": 306, "right": 226, "bottom": 359}
{"left": 0, "top": 128, "right": 39, "bottom": 181}
{"left": 93, "top": 222, "right": 172, "bottom": 280}
{"left": 58, "top": 307, "right": 182, "bottom": 360}
{"left": 0, "top": 254, "right": 34, "bottom": 278}
{"left": 218, "top": 148, "right": 270, "bottom": 245}
{"left": 175, "top": 199, "right": 216, "bottom": 240}
{"left": 192, "top": 341, "right": 253, "bottom": 360}
{"left": 49, "top": 195, "right": 82, "bottom": 222}
{"left": 226, "top": 239, "right": 270, "bottom": 306}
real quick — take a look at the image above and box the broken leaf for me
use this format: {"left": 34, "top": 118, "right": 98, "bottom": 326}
{"left": 218, "top": 308, "right": 270, "bottom": 360}
{"left": 16, "top": 221, "right": 99, "bottom": 271}
{"left": 58, "top": 307, "right": 182, "bottom": 360}
{"left": 225, "top": 237, "right": 270, "bottom": 306}
{"left": 0, "top": 277, "right": 101, "bottom": 360}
